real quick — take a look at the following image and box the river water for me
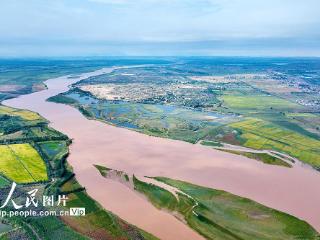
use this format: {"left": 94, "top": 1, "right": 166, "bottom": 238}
{"left": 3, "top": 67, "right": 320, "bottom": 238}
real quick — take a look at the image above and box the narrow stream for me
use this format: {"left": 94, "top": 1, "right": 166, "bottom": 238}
{"left": 3, "top": 67, "right": 320, "bottom": 238}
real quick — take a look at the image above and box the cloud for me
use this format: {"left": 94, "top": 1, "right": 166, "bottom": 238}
{"left": 0, "top": 0, "right": 319, "bottom": 56}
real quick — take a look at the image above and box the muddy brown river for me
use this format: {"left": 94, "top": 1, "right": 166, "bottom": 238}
{"left": 4, "top": 67, "right": 320, "bottom": 239}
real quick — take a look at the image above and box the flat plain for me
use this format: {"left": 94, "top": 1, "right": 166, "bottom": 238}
{"left": 1, "top": 57, "right": 320, "bottom": 239}
{"left": 51, "top": 58, "right": 320, "bottom": 169}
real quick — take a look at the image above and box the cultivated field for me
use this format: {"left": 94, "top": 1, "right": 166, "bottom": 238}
{"left": 0, "top": 105, "right": 41, "bottom": 121}
{"left": 229, "top": 118, "right": 320, "bottom": 167}
{"left": 221, "top": 95, "right": 300, "bottom": 112}
{"left": 0, "top": 143, "right": 48, "bottom": 183}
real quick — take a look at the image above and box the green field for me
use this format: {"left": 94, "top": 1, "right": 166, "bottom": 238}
{"left": 0, "top": 222, "right": 12, "bottom": 235}
{"left": 221, "top": 95, "right": 300, "bottom": 112}
{"left": 24, "top": 216, "right": 88, "bottom": 240}
{"left": 286, "top": 113, "right": 320, "bottom": 134}
{"left": 38, "top": 141, "right": 68, "bottom": 172}
{"left": 0, "top": 143, "right": 48, "bottom": 183}
{"left": 0, "top": 175, "right": 9, "bottom": 188}
{"left": 229, "top": 118, "right": 320, "bottom": 167}
{"left": 133, "top": 176, "right": 319, "bottom": 240}
{"left": 0, "top": 106, "right": 41, "bottom": 121}
{"left": 0, "top": 105, "right": 67, "bottom": 144}
{"left": 216, "top": 149, "right": 291, "bottom": 167}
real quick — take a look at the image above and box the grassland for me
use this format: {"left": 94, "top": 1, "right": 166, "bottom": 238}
{"left": 24, "top": 216, "right": 88, "bottom": 240}
{"left": 37, "top": 141, "right": 68, "bottom": 175}
{"left": 229, "top": 118, "right": 320, "bottom": 167}
{"left": 219, "top": 149, "right": 291, "bottom": 167}
{"left": 200, "top": 140, "right": 223, "bottom": 147}
{"left": 0, "top": 105, "right": 67, "bottom": 144}
{"left": 133, "top": 176, "right": 319, "bottom": 240}
{"left": 0, "top": 176, "right": 9, "bottom": 188}
{"left": 221, "top": 95, "right": 300, "bottom": 112}
{"left": 0, "top": 222, "right": 12, "bottom": 235}
{"left": 286, "top": 113, "right": 320, "bottom": 135}
{"left": 0, "top": 143, "right": 48, "bottom": 183}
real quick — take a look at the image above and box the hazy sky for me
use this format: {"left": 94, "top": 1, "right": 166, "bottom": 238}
{"left": 1, "top": 0, "right": 320, "bottom": 57}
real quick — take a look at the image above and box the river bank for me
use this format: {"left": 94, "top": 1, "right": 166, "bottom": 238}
{"left": 4, "top": 67, "right": 320, "bottom": 237}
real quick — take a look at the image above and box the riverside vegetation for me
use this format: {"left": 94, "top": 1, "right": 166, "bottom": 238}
{"left": 95, "top": 164, "right": 320, "bottom": 240}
